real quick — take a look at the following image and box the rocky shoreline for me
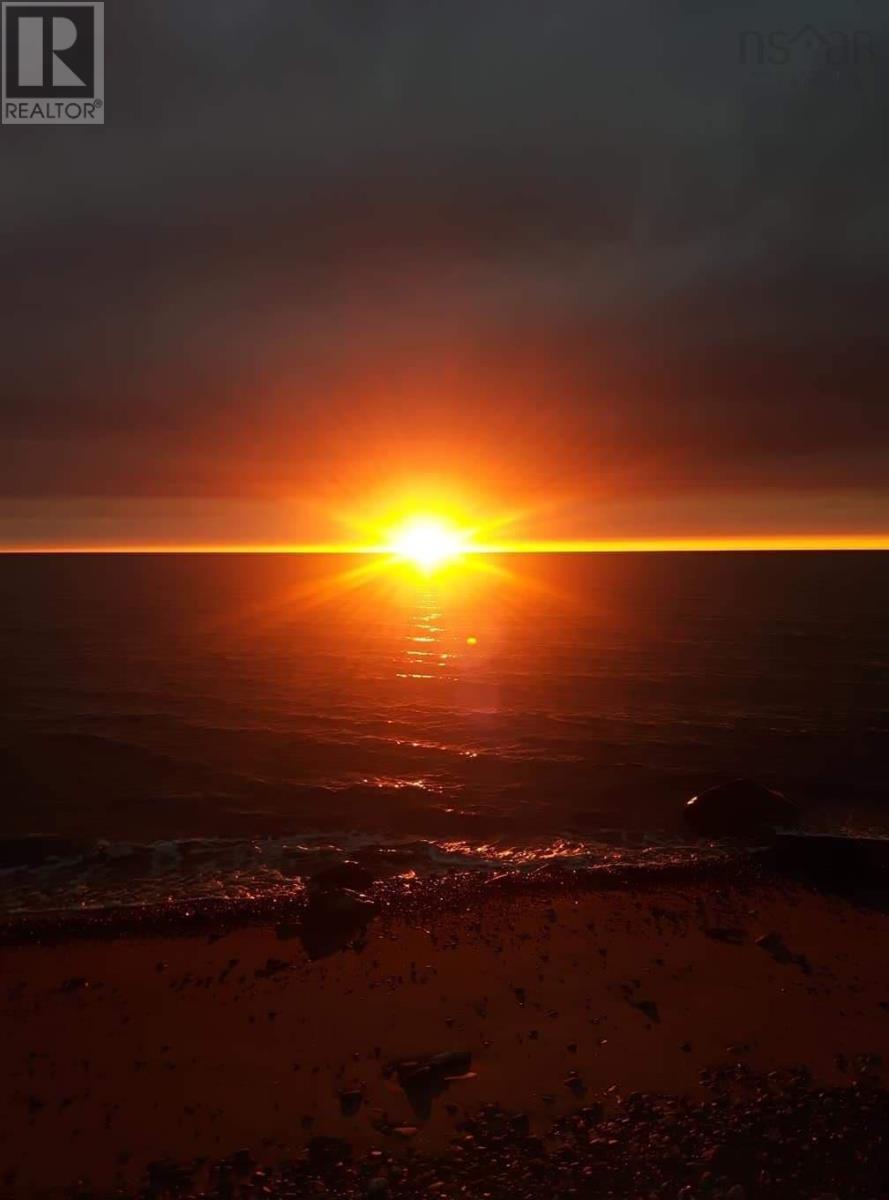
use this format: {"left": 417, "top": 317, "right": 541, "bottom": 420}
{"left": 0, "top": 847, "right": 757, "bottom": 947}
{"left": 4, "top": 878, "right": 889, "bottom": 1197}
{"left": 123, "top": 1063, "right": 889, "bottom": 1200}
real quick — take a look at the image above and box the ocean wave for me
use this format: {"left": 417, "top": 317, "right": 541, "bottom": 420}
{"left": 0, "top": 829, "right": 738, "bottom": 926}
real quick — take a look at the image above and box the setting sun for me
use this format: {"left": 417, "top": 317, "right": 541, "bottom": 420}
{"left": 388, "top": 516, "right": 466, "bottom": 570}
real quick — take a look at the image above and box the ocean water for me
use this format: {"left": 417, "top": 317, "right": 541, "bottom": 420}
{"left": 0, "top": 551, "right": 887, "bottom": 917}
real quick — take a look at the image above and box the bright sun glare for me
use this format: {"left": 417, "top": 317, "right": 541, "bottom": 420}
{"left": 389, "top": 516, "right": 466, "bottom": 570}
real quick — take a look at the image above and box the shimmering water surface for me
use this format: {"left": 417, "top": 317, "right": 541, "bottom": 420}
{"left": 1, "top": 552, "right": 887, "bottom": 913}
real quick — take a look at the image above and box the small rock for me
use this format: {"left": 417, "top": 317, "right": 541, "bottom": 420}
{"left": 633, "top": 999, "right": 660, "bottom": 1023}
{"left": 430, "top": 1050, "right": 472, "bottom": 1076}
{"left": 755, "top": 931, "right": 793, "bottom": 963}
{"left": 704, "top": 927, "right": 746, "bottom": 944}
{"left": 339, "top": 1087, "right": 363, "bottom": 1116}
{"left": 59, "top": 977, "right": 89, "bottom": 993}
{"left": 254, "top": 957, "right": 290, "bottom": 978}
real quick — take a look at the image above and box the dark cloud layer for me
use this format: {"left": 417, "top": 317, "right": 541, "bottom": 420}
{"left": 1, "top": 0, "right": 887, "bottom": 533}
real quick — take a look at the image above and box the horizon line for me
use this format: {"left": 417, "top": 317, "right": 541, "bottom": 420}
{"left": 2, "top": 535, "right": 889, "bottom": 554}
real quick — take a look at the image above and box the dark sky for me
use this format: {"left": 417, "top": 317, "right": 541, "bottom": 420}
{"left": 1, "top": 0, "right": 887, "bottom": 546}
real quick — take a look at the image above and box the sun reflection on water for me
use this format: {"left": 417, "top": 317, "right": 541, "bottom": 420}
{"left": 396, "top": 583, "right": 454, "bottom": 680}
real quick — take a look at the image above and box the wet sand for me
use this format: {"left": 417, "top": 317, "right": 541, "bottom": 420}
{"left": 4, "top": 880, "right": 889, "bottom": 1197}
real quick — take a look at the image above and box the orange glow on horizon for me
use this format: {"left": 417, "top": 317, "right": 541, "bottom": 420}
{"left": 7, "top": 479, "right": 887, "bottom": 555}
{"left": 2, "top": 535, "right": 889, "bottom": 554}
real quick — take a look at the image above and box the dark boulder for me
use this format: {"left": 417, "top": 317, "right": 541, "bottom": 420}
{"left": 684, "top": 778, "right": 798, "bottom": 837}
{"left": 308, "top": 860, "right": 375, "bottom": 894}
{"left": 298, "top": 888, "right": 377, "bottom": 960}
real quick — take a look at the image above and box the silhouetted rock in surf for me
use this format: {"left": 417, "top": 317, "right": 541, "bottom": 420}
{"left": 309, "top": 860, "right": 375, "bottom": 893}
{"left": 684, "top": 778, "right": 798, "bottom": 837}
